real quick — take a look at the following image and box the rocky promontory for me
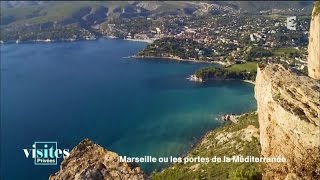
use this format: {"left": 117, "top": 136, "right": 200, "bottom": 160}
{"left": 49, "top": 139, "right": 146, "bottom": 180}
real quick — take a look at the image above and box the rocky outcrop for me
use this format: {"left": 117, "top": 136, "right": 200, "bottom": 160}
{"left": 49, "top": 139, "right": 146, "bottom": 180}
{"left": 255, "top": 64, "right": 320, "bottom": 179}
{"left": 308, "top": 3, "right": 320, "bottom": 80}
{"left": 188, "top": 74, "right": 203, "bottom": 82}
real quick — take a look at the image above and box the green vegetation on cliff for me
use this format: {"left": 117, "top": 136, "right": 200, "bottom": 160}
{"left": 271, "top": 47, "right": 304, "bottom": 58}
{"left": 194, "top": 63, "right": 257, "bottom": 81}
{"left": 151, "top": 112, "right": 262, "bottom": 180}
{"left": 226, "top": 62, "right": 257, "bottom": 73}
{"left": 244, "top": 47, "right": 273, "bottom": 61}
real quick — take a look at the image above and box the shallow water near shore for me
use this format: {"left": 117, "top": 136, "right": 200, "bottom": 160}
{"left": 0, "top": 38, "right": 256, "bottom": 179}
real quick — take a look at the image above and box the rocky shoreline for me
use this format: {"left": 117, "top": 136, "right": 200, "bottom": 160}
{"left": 152, "top": 111, "right": 261, "bottom": 179}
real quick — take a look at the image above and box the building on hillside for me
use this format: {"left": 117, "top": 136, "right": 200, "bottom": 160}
{"left": 286, "top": 16, "right": 297, "bottom": 31}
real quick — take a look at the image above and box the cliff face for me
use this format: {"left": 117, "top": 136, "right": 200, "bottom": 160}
{"left": 49, "top": 139, "right": 146, "bottom": 180}
{"left": 308, "top": 3, "right": 320, "bottom": 80}
{"left": 255, "top": 64, "right": 320, "bottom": 179}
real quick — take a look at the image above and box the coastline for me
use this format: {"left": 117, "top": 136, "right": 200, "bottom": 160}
{"left": 123, "top": 38, "right": 154, "bottom": 43}
{"left": 242, "top": 80, "right": 256, "bottom": 85}
{"left": 152, "top": 110, "right": 258, "bottom": 176}
{"left": 0, "top": 38, "right": 97, "bottom": 45}
{"left": 0, "top": 37, "right": 154, "bottom": 45}
{"left": 193, "top": 111, "right": 257, "bottom": 146}
{"left": 188, "top": 74, "right": 256, "bottom": 85}
{"left": 132, "top": 56, "right": 256, "bottom": 85}
{"left": 132, "top": 55, "right": 227, "bottom": 65}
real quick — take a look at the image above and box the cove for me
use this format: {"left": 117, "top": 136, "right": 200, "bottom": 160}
{"left": 0, "top": 38, "right": 256, "bottom": 179}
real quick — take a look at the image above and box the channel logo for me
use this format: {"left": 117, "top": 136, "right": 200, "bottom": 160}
{"left": 23, "top": 141, "right": 70, "bottom": 165}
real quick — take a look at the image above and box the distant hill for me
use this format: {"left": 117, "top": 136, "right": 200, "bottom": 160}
{"left": 0, "top": 1, "right": 50, "bottom": 9}
{"left": 0, "top": 1, "right": 199, "bottom": 27}
{"left": 218, "top": 1, "right": 313, "bottom": 12}
{"left": 0, "top": 1, "right": 314, "bottom": 28}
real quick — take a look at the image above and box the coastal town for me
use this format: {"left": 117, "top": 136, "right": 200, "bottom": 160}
{"left": 1, "top": 5, "right": 311, "bottom": 74}
{"left": 107, "top": 13, "right": 309, "bottom": 74}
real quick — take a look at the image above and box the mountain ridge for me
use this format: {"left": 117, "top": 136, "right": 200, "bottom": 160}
{"left": 1, "top": 1, "right": 314, "bottom": 28}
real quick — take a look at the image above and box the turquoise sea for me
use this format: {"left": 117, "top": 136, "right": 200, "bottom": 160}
{"left": 0, "top": 38, "right": 256, "bottom": 179}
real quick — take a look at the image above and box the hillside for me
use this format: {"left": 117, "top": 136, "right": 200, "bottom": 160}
{"left": 1, "top": 1, "right": 313, "bottom": 27}
{"left": 0, "top": 1, "right": 314, "bottom": 43}
{"left": 219, "top": 1, "right": 313, "bottom": 13}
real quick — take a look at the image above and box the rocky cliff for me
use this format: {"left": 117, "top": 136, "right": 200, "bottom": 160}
{"left": 308, "top": 2, "right": 320, "bottom": 80}
{"left": 49, "top": 139, "right": 146, "bottom": 180}
{"left": 255, "top": 64, "right": 320, "bottom": 179}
